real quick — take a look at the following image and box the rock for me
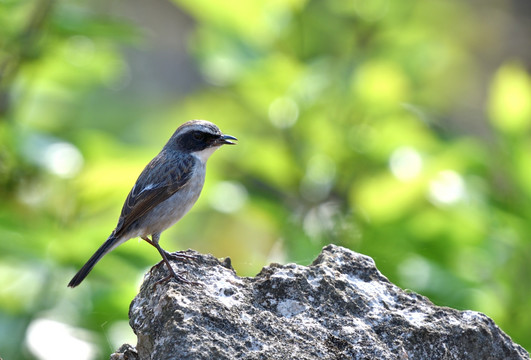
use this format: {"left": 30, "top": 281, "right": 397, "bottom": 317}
{"left": 110, "top": 344, "right": 138, "bottom": 360}
{"left": 111, "top": 245, "right": 529, "bottom": 360}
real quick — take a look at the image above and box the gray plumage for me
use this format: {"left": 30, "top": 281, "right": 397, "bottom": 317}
{"left": 68, "top": 120, "right": 236, "bottom": 287}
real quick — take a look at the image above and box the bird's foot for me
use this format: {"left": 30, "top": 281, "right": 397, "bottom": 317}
{"left": 153, "top": 264, "right": 201, "bottom": 289}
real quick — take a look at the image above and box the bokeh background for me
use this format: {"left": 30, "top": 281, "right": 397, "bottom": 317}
{"left": 1, "top": 0, "right": 530, "bottom": 358}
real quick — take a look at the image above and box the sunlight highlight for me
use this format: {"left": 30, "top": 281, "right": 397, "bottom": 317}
{"left": 428, "top": 170, "right": 466, "bottom": 206}
{"left": 209, "top": 181, "right": 248, "bottom": 213}
{"left": 25, "top": 318, "right": 98, "bottom": 360}
{"left": 389, "top": 146, "right": 423, "bottom": 181}
{"left": 268, "top": 97, "right": 299, "bottom": 128}
{"left": 44, "top": 142, "right": 84, "bottom": 178}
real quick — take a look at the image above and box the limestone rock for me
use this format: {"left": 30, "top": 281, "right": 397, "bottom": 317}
{"left": 111, "top": 245, "right": 529, "bottom": 360}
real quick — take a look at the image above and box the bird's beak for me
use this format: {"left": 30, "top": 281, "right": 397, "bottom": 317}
{"left": 219, "top": 134, "right": 238, "bottom": 145}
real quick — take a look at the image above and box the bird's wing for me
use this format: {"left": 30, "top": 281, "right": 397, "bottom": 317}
{"left": 113, "top": 152, "right": 196, "bottom": 238}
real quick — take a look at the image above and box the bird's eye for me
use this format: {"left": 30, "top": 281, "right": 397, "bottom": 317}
{"left": 193, "top": 132, "right": 205, "bottom": 141}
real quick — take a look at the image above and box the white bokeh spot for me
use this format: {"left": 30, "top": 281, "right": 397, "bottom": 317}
{"left": 209, "top": 181, "right": 248, "bottom": 213}
{"left": 428, "top": 170, "right": 466, "bottom": 206}
{"left": 389, "top": 146, "right": 423, "bottom": 181}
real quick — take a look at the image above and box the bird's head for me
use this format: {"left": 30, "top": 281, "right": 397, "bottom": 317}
{"left": 166, "top": 120, "right": 237, "bottom": 162}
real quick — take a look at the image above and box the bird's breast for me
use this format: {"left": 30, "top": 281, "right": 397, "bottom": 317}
{"left": 141, "top": 163, "right": 206, "bottom": 236}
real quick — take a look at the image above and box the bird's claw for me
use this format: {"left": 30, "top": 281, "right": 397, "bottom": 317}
{"left": 152, "top": 265, "right": 202, "bottom": 289}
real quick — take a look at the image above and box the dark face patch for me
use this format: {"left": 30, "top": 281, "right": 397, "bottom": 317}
{"left": 175, "top": 129, "right": 221, "bottom": 152}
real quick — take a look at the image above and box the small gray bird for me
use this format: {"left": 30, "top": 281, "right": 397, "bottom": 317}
{"left": 68, "top": 120, "right": 237, "bottom": 287}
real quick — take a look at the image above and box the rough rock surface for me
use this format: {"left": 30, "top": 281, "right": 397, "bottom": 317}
{"left": 112, "top": 245, "right": 529, "bottom": 360}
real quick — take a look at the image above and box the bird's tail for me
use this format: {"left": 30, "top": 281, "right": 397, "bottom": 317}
{"left": 67, "top": 234, "right": 122, "bottom": 288}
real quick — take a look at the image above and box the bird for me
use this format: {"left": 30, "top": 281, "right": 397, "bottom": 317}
{"left": 68, "top": 120, "right": 237, "bottom": 287}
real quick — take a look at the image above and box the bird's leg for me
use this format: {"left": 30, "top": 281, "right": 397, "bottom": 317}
{"left": 140, "top": 236, "right": 195, "bottom": 261}
{"left": 141, "top": 237, "right": 165, "bottom": 273}
{"left": 142, "top": 235, "right": 198, "bottom": 286}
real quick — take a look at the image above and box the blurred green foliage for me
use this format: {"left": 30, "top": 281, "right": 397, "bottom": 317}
{"left": 1, "top": 0, "right": 530, "bottom": 358}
